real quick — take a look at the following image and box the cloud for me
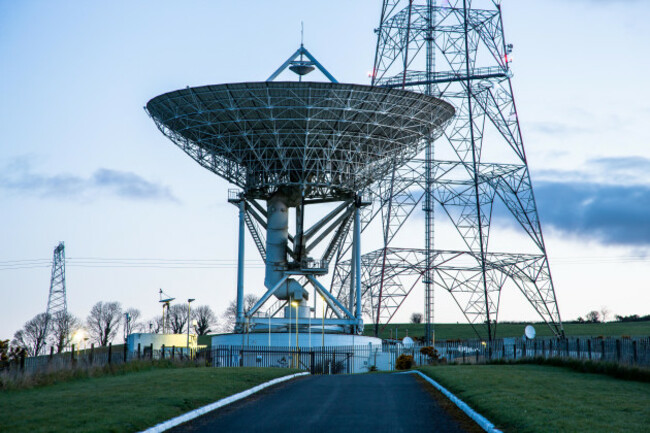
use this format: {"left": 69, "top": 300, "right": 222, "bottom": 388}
{"left": 534, "top": 156, "right": 650, "bottom": 186}
{"left": 0, "top": 163, "right": 177, "bottom": 202}
{"left": 532, "top": 181, "right": 650, "bottom": 247}
{"left": 527, "top": 122, "right": 586, "bottom": 136}
{"left": 92, "top": 169, "right": 177, "bottom": 201}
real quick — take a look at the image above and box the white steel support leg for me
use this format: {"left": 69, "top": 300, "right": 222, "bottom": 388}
{"left": 354, "top": 203, "right": 362, "bottom": 326}
{"left": 236, "top": 200, "right": 246, "bottom": 328}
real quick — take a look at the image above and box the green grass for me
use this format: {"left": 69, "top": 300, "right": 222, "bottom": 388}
{"left": 1, "top": 366, "right": 301, "bottom": 433}
{"left": 419, "top": 364, "right": 650, "bottom": 433}
{"left": 364, "top": 320, "right": 650, "bottom": 340}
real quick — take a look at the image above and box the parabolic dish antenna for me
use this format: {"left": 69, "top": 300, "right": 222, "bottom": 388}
{"left": 402, "top": 336, "right": 414, "bottom": 347}
{"left": 146, "top": 81, "right": 454, "bottom": 201}
{"left": 524, "top": 325, "right": 536, "bottom": 339}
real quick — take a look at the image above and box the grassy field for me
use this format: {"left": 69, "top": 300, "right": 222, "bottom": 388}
{"left": 363, "top": 320, "right": 650, "bottom": 340}
{"left": 419, "top": 364, "right": 650, "bottom": 433}
{"left": 1, "top": 366, "right": 301, "bottom": 433}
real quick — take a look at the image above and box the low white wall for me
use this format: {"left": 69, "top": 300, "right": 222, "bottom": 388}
{"left": 212, "top": 332, "right": 382, "bottom": 349}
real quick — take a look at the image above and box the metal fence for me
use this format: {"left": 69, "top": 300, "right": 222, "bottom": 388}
{"left": 435, "top": 337, "right": 650, "bottom": 366}
{"left": 4, "top": 336, "right": 649, "bottom": 378}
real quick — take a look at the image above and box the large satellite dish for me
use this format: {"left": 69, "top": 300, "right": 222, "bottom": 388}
{"left": 524, "top": 325, "right": 536, "bottom": 340}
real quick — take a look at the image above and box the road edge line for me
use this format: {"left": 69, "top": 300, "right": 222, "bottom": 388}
{"left": 403, "top": 370, "right": 503, "bottom": 433}
{"left": 139, "top": 371, "right": 310, "bottom": 433}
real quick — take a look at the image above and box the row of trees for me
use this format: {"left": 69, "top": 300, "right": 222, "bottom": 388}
{"left": 10, "top": 300, "right": 225, "bottom": 357}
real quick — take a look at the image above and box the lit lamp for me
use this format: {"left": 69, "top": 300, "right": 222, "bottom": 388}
{"left": 291, "top": 301, "right": 299, "bottom": 350}
{"left": 187, "top": 298, "right": 195, "bottom": 358}
{"left": 291, "top": 300, "right": 299, "bottom": 368}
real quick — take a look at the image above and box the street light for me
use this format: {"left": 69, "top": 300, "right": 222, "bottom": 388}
{"left": 187, "top": 298, "right": 195, "bottom": 358}
{"left": 291, "top": 301, "right": 299, "bottom": 350}
{"left": 321, "top": 295, "right": 325, "bottom": 349}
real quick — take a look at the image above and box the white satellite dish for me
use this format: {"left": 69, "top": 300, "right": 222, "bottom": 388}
{"left": 402, "top": 336, "right": 414, "bottom": 347}
{"left": 524, "top": 325, "right": 536, "bottom": 340}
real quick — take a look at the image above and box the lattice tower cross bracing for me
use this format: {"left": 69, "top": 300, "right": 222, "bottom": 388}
{"left": 44, "top": 242, "right": 67, "bottom": 339}
{"left": 331, "top": 0, "right": 564, "bottom": 342}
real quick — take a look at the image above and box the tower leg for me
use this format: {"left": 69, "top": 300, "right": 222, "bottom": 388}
{"left": 236, "top": 200, "right": 245, "bottom": 331}
{"left": 354, "top": 201, "right": 362, "bottom": 330}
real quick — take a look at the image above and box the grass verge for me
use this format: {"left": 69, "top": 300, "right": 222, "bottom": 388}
{"left": 1, "top": 366, "right": 302, "bottom": 433}
{"left": 489, "top": 356, "right": 650, "bottom": 383}
{"left": 418, "top": 364, "right": 650, "bottom": 433}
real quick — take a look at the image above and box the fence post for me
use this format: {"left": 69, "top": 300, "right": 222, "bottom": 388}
{"left": 239, "top": 350, "right": 243, "bottom": 367}
{"left": 20, "top": 349, "right": 26, "bottom": 372}
{"left": 161, "top": 344, "right": 166, "bottom": 360}
{"left": 310, "top": 351, "right": 315, "bottom": 375}
{"left": 601, "top": 339, "right": 605, "bottom": 361}
{"left": 501, "top": 342, "right": 505, "bottom": 359}
{"left": 150, "top": 343, "right": 154, "bottom": 360}
{"left": 576, "top": 338, "right": 580, "bottom": 359}
{"left": 49, "top": 346, "right": 54, "bottom": 364}
{"left": 123, "top": 343, "right": 128, "bottom": 363}
{"left": 513, "top": 342, "right": 517, "bottom": 361}
{"left": 475, "top": 348, "right": 479, "bottom": 364}
{"left": 587, "top": 339, "right": 592, "bottom": 360}
{"left": 632, "top": 340, "right": 638, "bottom": 364}
{"left": 172, "top": 346, "right": 175, "bottom": 361}
{"left": 616, "top": 339, "right": 621, "bottom": 362}
{"left": 89, "top": 343, "right": 94, "bottom": 365}
{"left": 462, "top": 350, "right": 466, "bottom": 364}
{"left": 565, "top": 339, "right": 569, "bottom": 358}
{"left": 522, "top": 340, "right": 527, "bottom": 358}
{"left": 71, "top": 344, "right": 76, "bottom": 367}
{"left": 333, "top": 352, "right": 337, "bottom": 372}
{"left": 108, "top": 343, "right": 112, "bottom": 365}
{"left": 137, "top": 343, "right": 141, "bottom": 360}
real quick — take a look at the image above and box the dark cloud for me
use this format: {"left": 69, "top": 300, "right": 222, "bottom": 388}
{"left": 92, "top": 169, "right": 177, "bottom": 201}
{"left": 0, "top": 164, "right": 177, "bottom": 202}
{"left": 532, "top": 181, "right": 650, "bottom": 246}
{"left": 535, "top": 156, "right": 650, "bottom": 185}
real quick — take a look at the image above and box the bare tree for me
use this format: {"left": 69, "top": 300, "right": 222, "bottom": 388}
{"left": 410, "top": 313, "right": 423, "bottom": 324}
{"left": 50, "top": 311, "right": 80, "bottom": 353}
{"left": 192, "top": 305, "right": 218, "bottom": 336}
{"left": 123, "top": 308, "right": 143, "bottom": 340}
{"left": 584, "top": 310, "right": 601, "bottom": 323}
{"left": 147, "top": 315, "right": 164, "bottom": 334}
{"left": 86, "top": 301, "right": 122, "bottom": 346}
{"left": 12, "top": 313, "right": 50, "bottom": 356}
{"left": 222, "top": 295, "right": 259, "bottom": 332}
{"left": 600, "top": 306, "right": 611, "bottom": 323}
{"left": 169, "top": 304, "right": 188, "bottom": 334}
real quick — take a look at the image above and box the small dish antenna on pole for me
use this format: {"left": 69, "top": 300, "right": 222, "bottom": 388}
{"left": 524, "top": 325, "right": 536, "bottom": 340}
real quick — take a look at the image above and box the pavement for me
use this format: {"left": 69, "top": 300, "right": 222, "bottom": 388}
{"left": 168, "top": 373, "right": 481, "bottom": 433}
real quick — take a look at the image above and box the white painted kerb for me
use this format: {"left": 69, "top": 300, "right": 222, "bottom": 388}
{"left": 140, "top": 371, "right": 310, "bottom": 433}
{"left": 400, "top": 370, "right": 503, "bottom": 433}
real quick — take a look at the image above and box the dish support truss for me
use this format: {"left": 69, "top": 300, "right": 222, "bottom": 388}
{"left": 331, "top": 0, "right": 563, "bottom": 341}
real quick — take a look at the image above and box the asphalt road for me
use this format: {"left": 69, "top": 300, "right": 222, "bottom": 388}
{"left": 169, "top": 373, "right": 480, "bottom": 433}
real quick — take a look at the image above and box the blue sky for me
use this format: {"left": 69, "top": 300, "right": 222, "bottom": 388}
{"left": 1, "top": 0, "right": 650, "bottom": 338}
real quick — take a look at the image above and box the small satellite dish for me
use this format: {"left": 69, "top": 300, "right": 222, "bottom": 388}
{"left": 402, "top": 336, "right": 414, "bottom": 347}
{"left": 524, "top": 325, "right": 536, "bottom": 340}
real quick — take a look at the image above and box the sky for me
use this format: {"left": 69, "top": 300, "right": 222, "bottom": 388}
{"left": 1, "top": 0, "right": 650, "bottom": 339}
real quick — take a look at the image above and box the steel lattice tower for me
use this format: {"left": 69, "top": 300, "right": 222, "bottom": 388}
{"left": 331, "top": 0, "right": 563, "bottom": 342}
{"left": 44, "top": 242, "right": 67, "bottom": 336}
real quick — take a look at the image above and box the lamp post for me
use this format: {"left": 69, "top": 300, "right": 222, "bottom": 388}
{"left": 187, "top": 298, "right": 195, "bottom": 358}
{"left": 321, "top": 295, "right": 325, "bottom": 349}
{"left": 291, "top": 301, "right": 299, "bottom": 350}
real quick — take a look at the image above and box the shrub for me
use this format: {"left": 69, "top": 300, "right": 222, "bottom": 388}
{"left": 396, "top": 354, "right": 414, "bottom": 370}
